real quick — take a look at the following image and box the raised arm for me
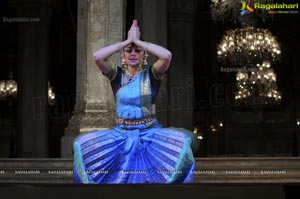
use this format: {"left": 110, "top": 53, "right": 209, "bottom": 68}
{"left": 93, "top": 40, "right": 129, "bottom": 75}
{"left": 132, "top": 26, "right": 172, "bottom": 74}
{"left": 93, "top": 22, "right": 135, "bottom": 75}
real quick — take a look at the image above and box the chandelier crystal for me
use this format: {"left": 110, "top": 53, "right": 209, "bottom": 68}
{"left": 217, "top": 26, "right": 281, "bottom": 67}
{"left": 48, "top": 82, "right": 56, "bottom": 106}
{"left": 235, "top": 61, "right": 281, "bottom": 105}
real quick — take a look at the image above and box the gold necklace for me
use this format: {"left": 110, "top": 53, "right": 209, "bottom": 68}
{"left": 122, "top": 70, "right": 140, "bottom": 86}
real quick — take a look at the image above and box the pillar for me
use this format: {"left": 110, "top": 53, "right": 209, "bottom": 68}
{"left": 14, "top": 0, "right": 51, "bottom": 157}
{"left": 167, "top": 0, "right": 196, "bottom": 130}
{"left": 61, "top": 0, "right": 125, "bottom": 158}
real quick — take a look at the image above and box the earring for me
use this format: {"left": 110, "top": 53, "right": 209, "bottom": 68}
{"left": 121, "top": 52, "right": 126, "bottom": 66}
{"left": 143, "top": 59, "right": 148, "bottom": 66}
{"left": 143, "top": 50, "right": 149, "bottom": 66}
{"left": 122, "top": 58, "right": 126, "bottom": 66}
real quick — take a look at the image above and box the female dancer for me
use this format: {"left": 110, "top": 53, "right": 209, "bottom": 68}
{"left": 73, "top": 20, "right": 198, "bottom": 184}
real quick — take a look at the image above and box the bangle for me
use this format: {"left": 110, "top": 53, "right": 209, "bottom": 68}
{"left": 143, "top": 41, "right": 150, "bottom": 50}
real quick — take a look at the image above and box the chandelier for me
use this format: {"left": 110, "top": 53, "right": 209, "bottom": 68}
{"left": 210, "top": 0, "right": 273, "bottom": 24}
{"left": 0, "top": 78, "right": 56, "bottom": 106}
{"left": 217, "top": 26, "right": 281, "bottom": 67}
{"left": 0, "top": 70, "right": 17, "bottom": 101}
{"left": 0, "top": 79, "right": 17, "bottom": 100}
{"left": 1, "top": 49, "right": 55, "bottom": 105}
{"left": 235, "top": 61, "right": 281, "bottom": 105}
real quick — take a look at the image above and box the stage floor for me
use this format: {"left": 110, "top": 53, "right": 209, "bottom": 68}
{"left": 0, "top": 184, "right": 299, "bottom": 199}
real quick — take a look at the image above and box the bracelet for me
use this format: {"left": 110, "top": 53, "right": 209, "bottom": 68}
{"left": 143, "top": 41, "right": 149, "bottom": 49}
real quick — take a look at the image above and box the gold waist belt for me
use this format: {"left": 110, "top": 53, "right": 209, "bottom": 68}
{"left": 115, "top": 117, "right": 155, "bottom": 125}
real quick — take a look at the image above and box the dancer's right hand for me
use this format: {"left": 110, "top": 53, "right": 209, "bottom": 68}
{"left": 127, "top": 20, "right": 139, "bottom": 43}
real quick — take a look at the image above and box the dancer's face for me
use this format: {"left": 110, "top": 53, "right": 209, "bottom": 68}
{"left": 123, "top": 44, "right": 144, "bottom": 68}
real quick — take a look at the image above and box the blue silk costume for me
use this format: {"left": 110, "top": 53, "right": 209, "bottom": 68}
{"left": 73, "top": 64, "right": 198, "bottom": 184}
